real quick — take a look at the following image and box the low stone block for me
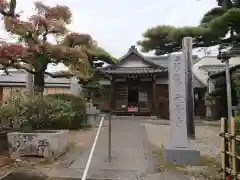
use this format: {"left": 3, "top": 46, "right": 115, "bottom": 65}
{"left": 164, "top": 145, "right": 200, "bottom": 166}
{"left": 7, "top": 130, "right": 68, "bottom": 160}
{"left": 87, "top": 114, "right": 100, "bottom": 126}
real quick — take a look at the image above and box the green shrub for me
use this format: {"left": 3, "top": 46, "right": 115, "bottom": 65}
{"left": 0, "top": 91, "right": 86, "bottom": 131}
{"left": 0, "top": 90, "right": 27, "bottom": 130}
{"left": 46, "top": 93, "right": 86, "bottom": 111}
{"left": 46, "top": 93, "right": 86, "bottom": 129}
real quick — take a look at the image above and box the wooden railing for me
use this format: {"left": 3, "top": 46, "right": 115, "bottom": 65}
{"left": 220, "top": 117, "right": 239, "bottom": 179}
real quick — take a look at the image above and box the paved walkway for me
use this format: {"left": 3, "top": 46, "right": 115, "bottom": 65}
{"left": 48, "top": 118, "right": 154, "bottom": 179}
{"left": 46, "top": 117, "right": 210, "bottom": 180}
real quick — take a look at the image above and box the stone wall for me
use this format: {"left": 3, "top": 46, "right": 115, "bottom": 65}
{"left": 7, "top": 130, "right": 68, "bottom": 160}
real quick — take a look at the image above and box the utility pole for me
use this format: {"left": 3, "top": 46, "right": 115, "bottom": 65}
{"left": 217, "top": 51, "right": 232, "bottom": 123}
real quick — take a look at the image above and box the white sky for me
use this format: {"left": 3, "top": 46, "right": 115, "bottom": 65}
{"left": 0, "top": 0, "right": 217, "bottom": 58}
{"left": 0, "top": 0, "right": 218, "bottom": 72}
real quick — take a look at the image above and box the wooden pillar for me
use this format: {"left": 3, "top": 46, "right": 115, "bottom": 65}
{"left": 152, "top": 75, "right": 156, "bottom": 115}
{"left": 110, "top": 76, "right": 116, "bottom": 112}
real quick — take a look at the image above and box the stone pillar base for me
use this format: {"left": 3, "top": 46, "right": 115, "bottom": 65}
{"left": 164, "top": 144, "right": 200, "bottom": 166}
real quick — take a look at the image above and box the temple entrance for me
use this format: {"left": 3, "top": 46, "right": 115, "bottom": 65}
{"left": 128, "top": 87, "right": 138, "bottom": 106}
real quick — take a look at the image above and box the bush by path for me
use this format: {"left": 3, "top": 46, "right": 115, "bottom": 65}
{"left": 0, "top": 91, "right": 87, "bottom": 131}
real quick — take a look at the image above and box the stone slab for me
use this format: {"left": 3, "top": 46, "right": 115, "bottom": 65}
{"left": 164, "top": 145, "right": 200, "bottom": 166}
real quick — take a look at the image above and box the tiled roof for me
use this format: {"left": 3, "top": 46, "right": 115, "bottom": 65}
{"left": 103, "top": 67, "right": 167, "bottom": 74}
{"left": 101, "top": 46, "right": 206, "bottom": 88}
{"left": 119, "top": 46, "right": 166, "bottom": 68}
{"left": 199, "top": 64, "right": 226, "bottom": 74}
{"left": 145, "top": 54, "right": 199, "bottom": 68}
{"left": 104, "top": 67, "right": 204, "bottom": 88}
{"left": 0, "top": 70, "right": 71, "bottom": 87}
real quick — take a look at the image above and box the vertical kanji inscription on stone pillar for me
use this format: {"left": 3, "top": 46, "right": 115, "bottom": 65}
{"left": 169, "top": 54, "right": 188, "bottom": 147}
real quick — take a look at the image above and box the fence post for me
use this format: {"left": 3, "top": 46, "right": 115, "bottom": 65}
{"left": 221, "top": 117, "right": 227, "bottom": 178}
{"left": 231, "top": 117, "right": 237, "bottom": 179}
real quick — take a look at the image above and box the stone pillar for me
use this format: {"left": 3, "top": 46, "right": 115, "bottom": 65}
{"left": 205, "top": 96, "right": 212, "bottom": 118}
{"left": 205, "top": 79, "right": 215, "bottom": 118}
{"left": 164, "top": 53, "right": 200, "bottom": 166}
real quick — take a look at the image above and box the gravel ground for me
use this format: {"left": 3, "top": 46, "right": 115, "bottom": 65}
{"left": 145, "top": 124, "right": 221, "bottom": 159}
{"left": 145, "top": 124, "right": 222, "bottom": 179}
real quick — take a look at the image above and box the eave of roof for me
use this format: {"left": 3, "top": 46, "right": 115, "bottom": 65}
{"left": 210, "top": 64, "right": 240, "bottom": 78}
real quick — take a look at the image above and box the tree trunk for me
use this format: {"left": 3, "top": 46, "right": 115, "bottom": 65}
{"left": 26, "top": 63, "right": 34, "bottom": 96}
{"left": 33, "top": 70, "right": 45, "bottom": 95}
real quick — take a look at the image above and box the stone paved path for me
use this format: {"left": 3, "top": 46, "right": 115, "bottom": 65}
{"left": 47, "top": 118, "right": 154, "bottom": 179}
{"left": 47, "top": 117, "right": 207, "bottom": 180}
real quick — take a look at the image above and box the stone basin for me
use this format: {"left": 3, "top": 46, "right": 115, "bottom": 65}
{"left": 7, "top": 130, "right": 68, "bottom": 160}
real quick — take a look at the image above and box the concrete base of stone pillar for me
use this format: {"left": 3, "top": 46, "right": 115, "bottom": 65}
{"left": 164, "top": 144, "right": 200, "bottom": 166}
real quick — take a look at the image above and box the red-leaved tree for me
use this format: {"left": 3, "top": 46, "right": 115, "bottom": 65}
{"left": 0, "top": 0, "right": 112, "bottom": 94}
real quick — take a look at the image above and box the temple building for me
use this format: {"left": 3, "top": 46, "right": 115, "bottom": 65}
{"left": 97, "top": 46, "right": 206, "bottom": 118}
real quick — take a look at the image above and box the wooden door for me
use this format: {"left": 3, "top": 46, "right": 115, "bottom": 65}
{"left": 138, "top": 85, "right": 150, "bottom": 112}
{"left": 156, "top": 84, "right": 169, "bottom": 119}
{"left": 115, "top": 84, "right": 128, "bottom": 111}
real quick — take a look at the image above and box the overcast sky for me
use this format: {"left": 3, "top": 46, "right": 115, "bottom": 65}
{"left": 1, "top": 0, "right": 217, "bottom": 58}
